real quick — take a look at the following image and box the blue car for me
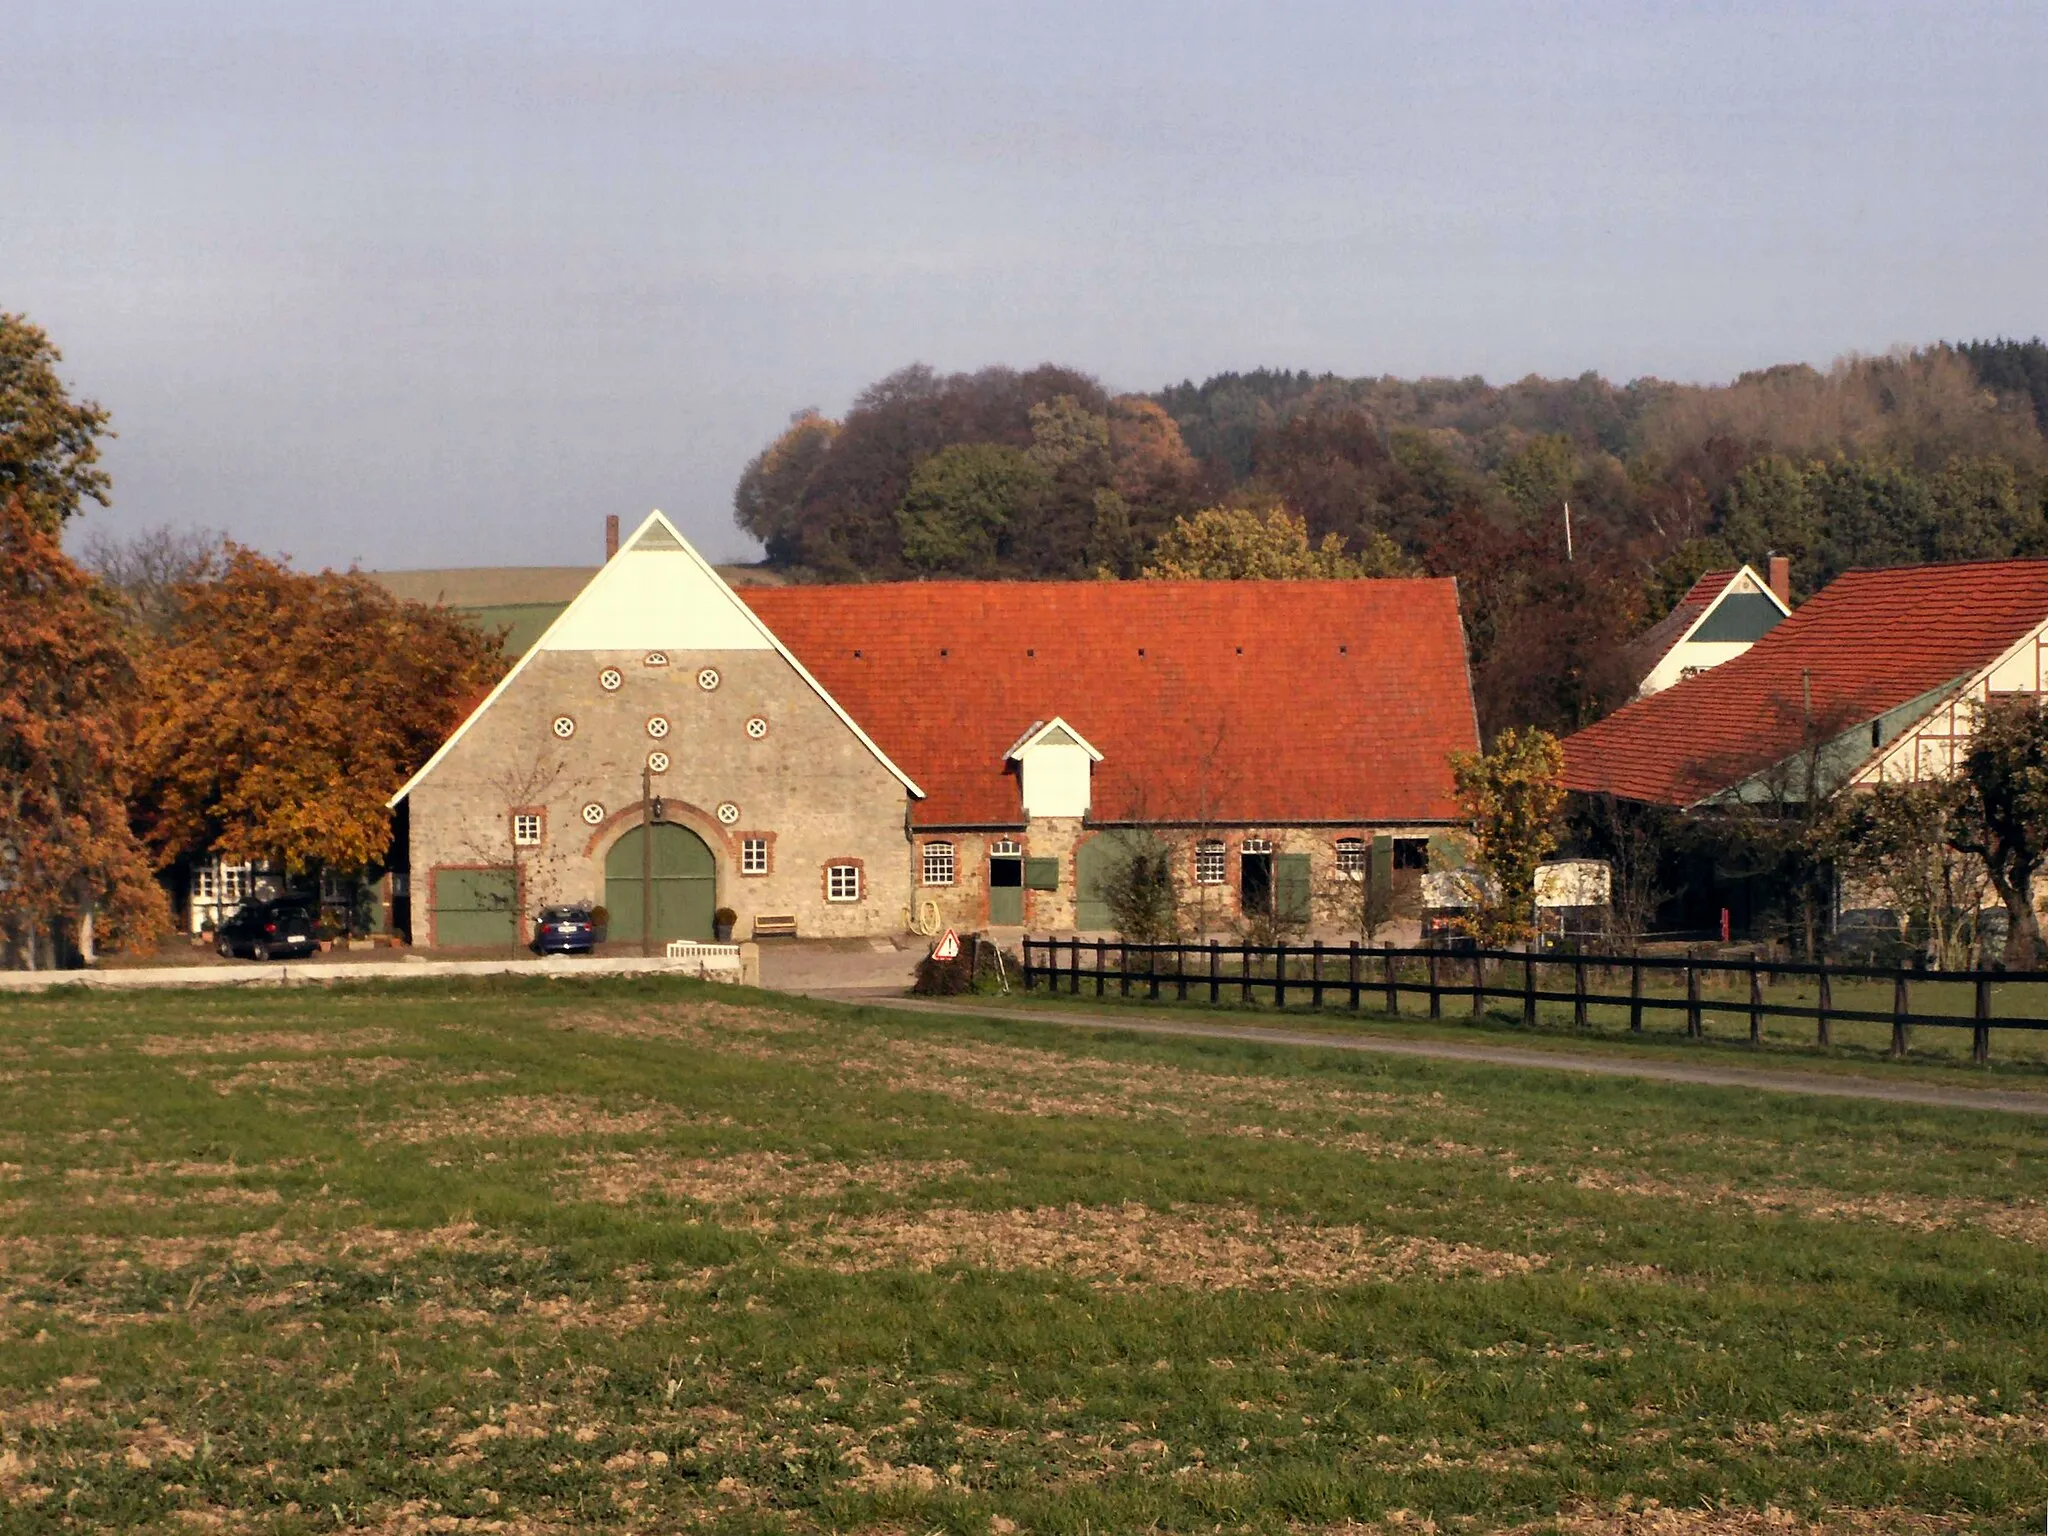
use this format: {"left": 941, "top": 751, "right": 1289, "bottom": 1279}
{"left": 533, "top": 904, "right": 605, "bottom": 955}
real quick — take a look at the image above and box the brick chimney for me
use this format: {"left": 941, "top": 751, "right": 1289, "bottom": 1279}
{"left": 605, "top": 514, "right": 619, "bottom": 561}
{"left": 1767, "top": 554, "right": 1791, "bottom": 606}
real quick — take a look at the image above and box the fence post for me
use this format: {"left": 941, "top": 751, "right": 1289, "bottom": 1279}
{"left": 1816, "top": 967, "right": 1831, "bottom": 1047}
{"left": 1022, "top": 938, "right": 1034, "bottom": 991}
{"left": 1069, "top": 937, "right": 1080, "bottom": 995}
{"left": 1241, "top": 941, "right": 1252, "bottom": 1005}
{"left": 1095, "top": 938, "right": 1106, "bottom": 998}
{"left": 1209, "top": 940, "right": 1221, "bottom": 1005}
{"left": 1311, "top": 941, "right": 1325, "bottom": 1008}
{"left": 1629, "top": 956, "right": 1643, "bottom": 1033}
{"left": 1348, "top": 942, "right": 1361, "bottom": 1010}
{"left": 1471, "top": 951, "right": 1484, "bottom": 1017}
{"left": 1119, "top": 941, "right": 1130, "bottom": 998}
{"left": 1573, "top": 955, "right": 1588, "bottom": 1029}
{"left": 1522, "top": 950, "right": 1535, "bottom": 1026}
{"left": 1384, "top": 946, "right": 1398, "bottom": 1015}
{"left": 1175, "top": 943, "right": 1188, "bottom": 1002}
{"left": 1748, "top": 957, "right": 1763, "bottom": 1045}
{"left": 1274, "top": 942, "right": 1288, "bottom": 1008}
{"left": 1427, "top": 948, "right": 1442, "bottom": 1018}
{"left": 1686, "top": 962, "right": 1701, "bottom": 1038}
{"left": 1145, "top": 943, "right": 1159, "bottom": 1000}
{"left": 1974, "top": 973, "right": 1992, "bottom": 1065}
{"left": 1891, "top": 972, "right": 1909, "bottom": 1059}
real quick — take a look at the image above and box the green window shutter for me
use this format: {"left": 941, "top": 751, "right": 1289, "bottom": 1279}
{"left": 1427, "top": 832, "right": 1468, "bottom": 870}
{"left": 1023, "top": 856, "right": 1060, "bottom": 891}
{"left": 1276, "top": 853, "right": 1312, "bottom": 923}
{"left": 1370, "top": 835, "right": 1394, "bottom": 889}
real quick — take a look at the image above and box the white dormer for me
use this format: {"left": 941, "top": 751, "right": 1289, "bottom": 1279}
{"left": 1005, "top": 718, "right": 1103, "bottom": 821}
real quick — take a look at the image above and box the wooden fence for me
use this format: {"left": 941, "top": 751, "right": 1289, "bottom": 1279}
{"left": 1018, "top": 937, "right": 2048, "bottom": 1064}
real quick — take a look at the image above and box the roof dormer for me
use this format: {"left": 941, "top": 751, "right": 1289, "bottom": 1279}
{"left": 1005, "top": 717, "right": 1103, "bottom": 821}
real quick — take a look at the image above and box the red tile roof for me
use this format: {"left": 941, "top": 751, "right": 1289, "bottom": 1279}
{"left": 1564, "top": 560, "right": 2048, "bottom": 806}
{"left": 739, "top": 579, "right": 1478, "bottom": 828}
{"left": 1622, "top": 569, "right": 1739, "bottom": 688}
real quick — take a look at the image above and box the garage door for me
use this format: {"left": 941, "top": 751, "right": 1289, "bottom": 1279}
{"left": 605, "top": 824, "right": 716, "bottom": 944}
{"left": 432, "top": 868, "right": 517, "bottom": 949}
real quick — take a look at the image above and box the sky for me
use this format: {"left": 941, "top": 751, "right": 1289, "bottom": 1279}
{"left": 5, "top": 1, "right": 2044, "bottom": 572}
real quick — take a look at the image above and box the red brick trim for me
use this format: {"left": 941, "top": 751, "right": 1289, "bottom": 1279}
{"left": 581, "top": 799, "right": 730, "bottom": 861}
{"left": 822, "top": 857, "right": 866, "bottom": 904}
{"left": 736, "top": 830, "right": 776, "bottom": 877}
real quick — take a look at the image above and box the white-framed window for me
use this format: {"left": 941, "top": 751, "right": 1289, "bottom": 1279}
{"left": 991, "top": 838, "right": 1021, "bottom": 857}
{"left": 827, "top": 863, "right": 861, "bottom": 902}
{"left": 1241, "top": 836, "right": 1273, "bottom": 854}
{"left": 742, "top": 838, "right": 769, "bottom": 875}
{"left": 1195, "top": 841, "right": 1226, "bottom": 885}
{"left": 192, "top": 865, "right": 218, "bottom": 900}
{"left": 644, "top": 651, "right": 669, "bottom": 667}
{"left": 922, "top": 842, "right": 956, "bottom": 886}
{"left": 220, "top": 863, "right": 253, "bottom": 902}
{"left": 1335, "top": 837, "right": 1366, "bottom": 879}
{"left": 513, "top": 813, "right": 542, "bottom": 847}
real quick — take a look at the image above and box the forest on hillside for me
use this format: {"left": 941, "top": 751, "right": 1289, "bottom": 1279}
{"left": 732, "top": 341, "right": 2048, "bottom": 737}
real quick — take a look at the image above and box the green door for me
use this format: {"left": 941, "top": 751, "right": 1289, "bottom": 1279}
{"left": 989, "top": 853, "right": 1024, "bottom": 926}
{"left": 433, "top": 868, "right": 517, "bottom": 948}
{"left": 1074, "top": 837, "right": 1113, "bottom": 931}
{"left": 605, "top": 824, "right": 716, "bottom": 943}
{"left": 1276, "top": 853, "right": 1312, "bottom": 924}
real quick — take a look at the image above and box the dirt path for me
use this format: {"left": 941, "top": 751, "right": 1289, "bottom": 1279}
{"left": 804, "top": 989, "right": 2048, "bottom": 1118}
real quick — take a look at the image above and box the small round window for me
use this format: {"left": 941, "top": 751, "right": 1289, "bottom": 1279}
{"left": 716, "top": 801, "right": 740, "bottom": 825}
{"left": 647, "top": 750, "right": 670, "bottom": 773}
{"left": 580, "top": 802, "right": 605, "bottom": 825}
{"left": 745, "top": 716, "right": 768, "bottom": 740}
{"left": 551, "top": 716, "right": 576, "bottom": 739}
{"left": 646, "top": 716, "right": 670, "bottom": 739}
{"left": 598, "top": 668, "right": 623, "bottom": 692}
{"left": 698, "top": 667, "right": 721, "bottom": 692}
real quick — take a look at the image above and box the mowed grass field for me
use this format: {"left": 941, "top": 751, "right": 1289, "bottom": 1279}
{"left": 2, "top": 980, "right": 2047, "bottom": 1534}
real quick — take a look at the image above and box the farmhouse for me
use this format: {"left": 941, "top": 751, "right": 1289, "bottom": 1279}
{"left": 389, "top": 511, "right": 1479, "bottom": 946}
{"left": 1622, "top": 558, "right": 1792, "bottom": 696}
{"left": 1564, "top": 558, "right": 2048, "bottom": 809}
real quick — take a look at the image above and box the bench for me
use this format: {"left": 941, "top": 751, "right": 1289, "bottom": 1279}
{"left": 751, "top": 914, "right": 798, "bottom": 939}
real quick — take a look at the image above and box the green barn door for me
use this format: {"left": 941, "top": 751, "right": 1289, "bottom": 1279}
{"left": 1074, "top": 838, "right": 1112, "bottom": 931}
{"left": 433, "top": 868, "right": 517, "bottom": 948}
{"left": 989, "top": 850, "right": 1024, "bottom": 926}
{"left": 1276, "top": 853, "right": 1312, "bottom": 924}
{"left": 605, "top": 824, "right": 716, "bottom": 943}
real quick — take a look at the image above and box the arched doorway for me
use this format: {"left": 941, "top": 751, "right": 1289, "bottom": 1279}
{"left": 605, "top": 823, "right": 716, "bottom": 944}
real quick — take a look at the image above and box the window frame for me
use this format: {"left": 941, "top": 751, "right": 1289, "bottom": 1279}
{"left": 741, "top": 837, "right": 770, "bottom": 876}
{"left": 1334, "top": 837, "right": 1366, "bottom": 880}
{"left": 1194, "top": 841, "right": 1227, "bottom": 886}
{"left": 512, "top": 811, "right": 544, "bottom": 848}
{"left": 1393, "top": 837, "right": 1429, "bottom": 872}
{"left": 825, "top": 863, "right": 862, "bottom": 903}
{"left": 921, "top": 841, "right": 956, "bottom": 886}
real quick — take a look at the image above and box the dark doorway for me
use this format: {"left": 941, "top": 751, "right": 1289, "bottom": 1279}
{"left": 1240, "top": 849, "right": 1273, "bottom": 916}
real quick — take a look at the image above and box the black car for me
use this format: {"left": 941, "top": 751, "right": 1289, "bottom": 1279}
{"left": 533, "top": 904, "right": 605, "bottom": 955}
{"left": 216, "top": 898, "right": 320, "bottom": 961}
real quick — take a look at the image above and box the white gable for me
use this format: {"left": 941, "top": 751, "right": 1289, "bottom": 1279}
{"left": 1006, "top": 716, "right": 1102, "bottom": 821}
{"left": 388, "top": 511, "right": 921, "bottom": 806}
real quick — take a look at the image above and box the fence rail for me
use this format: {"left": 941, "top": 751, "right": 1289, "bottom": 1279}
{"left": 1018, "top": 937, "right": 2048, "bottom": 1064}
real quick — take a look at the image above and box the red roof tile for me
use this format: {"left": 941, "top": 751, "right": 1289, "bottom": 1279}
{"left": 739, "top": 579, "right": 1478, "bottom": 828}
{"left": 1565, "top": 560, "right": 2048, "bottom": 806}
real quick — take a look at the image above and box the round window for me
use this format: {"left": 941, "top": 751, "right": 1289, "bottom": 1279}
{"left": 599, "top": 668, "right": 622, "bottom": 692}
{"left": 716, "top": 801, "right": 740, "bottom": 825}
{"left": 698, "top": 667, "right": 721, "bottom": 692}
{"left": 646, "top": 716, "right": 670, "bottom": 739}
{"left": 551, "top": 716, "right": 576, "bottom": 739}
{"left": 580, "top": 802, "right": 605, "bottom": 825}
{"left": 647, "top": 750, "right": 670, "bottom": 773}
{"left": 745, "top": 716, "right": 768, "bottom": 740}
{"left": 644, "top": 651, "right": 669, "bottom": 667}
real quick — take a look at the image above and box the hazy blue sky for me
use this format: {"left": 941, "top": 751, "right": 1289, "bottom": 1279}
{"left": 6, "top": 1, "right": 2042, "bottom": 571}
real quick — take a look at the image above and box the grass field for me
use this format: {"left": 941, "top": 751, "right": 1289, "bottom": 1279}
{"left": 2, "top": 977, "right": 2047, "bottom": 1534}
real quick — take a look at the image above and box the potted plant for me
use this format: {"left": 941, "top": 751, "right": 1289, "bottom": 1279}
{"left": 714, "top": 907, "right": 737, "bottom": 943}
{"left": 196, "top": 918, "right": 216, "bottom": 950}
{"left": 591, "top": 905, "right": 610, "bottom": 943}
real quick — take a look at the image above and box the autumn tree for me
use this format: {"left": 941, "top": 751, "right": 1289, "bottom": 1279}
{"left": 1, "top": 314, "right": 112, "bottom": 533}
{"left": 1447, "top": 728, "right": 1567, "bottom": 945}
{"left": 1951, "top": 697, "right": 2048, "bottom": 968}
{"left": 1141, "top": 505, "right": 1415, "bottom": 580}
{"left": 131, "top": 550, "right": 505, "bottom": 880}
{"left": 0, "top": 495, "right": 169, "bottom": 967}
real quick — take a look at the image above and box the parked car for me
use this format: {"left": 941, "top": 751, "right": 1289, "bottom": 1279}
{"left": 533, "top": 904, "right": 605, "bottom": 955}
{"left": 216, "top": 898, "right": 320, "bottom": 962}
{"left": 1832, "top": 907, "right": 1910, "bottom": 967}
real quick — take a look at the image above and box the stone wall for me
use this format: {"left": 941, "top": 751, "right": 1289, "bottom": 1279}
{"left": 407, "top": 646, "right": 913, "bottom": 944}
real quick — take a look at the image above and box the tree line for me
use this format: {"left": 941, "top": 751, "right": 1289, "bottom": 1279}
{"left": 1, "top": 313, "right": 504, "bottom": 967}
{"left": 735, "top": 343, "right": 2048, "bottom": 738}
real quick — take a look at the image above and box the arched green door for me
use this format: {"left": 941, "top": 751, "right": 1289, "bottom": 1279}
{"left": 605, "top": 824, "right": 716, "bottom": 943}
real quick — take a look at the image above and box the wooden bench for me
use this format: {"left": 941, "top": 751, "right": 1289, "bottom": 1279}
{"left": 751, "top": 914, "right": 798, "bottom": 939}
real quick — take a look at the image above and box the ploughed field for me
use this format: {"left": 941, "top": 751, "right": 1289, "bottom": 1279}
{"left": 1, "top": 980, "right": 2046, "bottom": 1534}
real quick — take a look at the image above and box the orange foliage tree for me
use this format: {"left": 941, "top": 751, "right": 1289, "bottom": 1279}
{"left": 131, "top": 549, "right": 504, "bottom": 879}
{"left": 0, "top": 495, "right": 169, "bottom": 965}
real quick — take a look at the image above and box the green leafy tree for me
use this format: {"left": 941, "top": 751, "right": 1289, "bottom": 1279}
{"left": 1447, "top": 728, "right": 1566, "bottom": 944}
{"left": 1819, "top": 781, "right": 1988, "bottom": 968}
{"left": 1142, "top": 505, "right": 1415, "bottom": 580}
{"left": 895, "top": 443, "right": 1048, "bottom": 574}
{"left": 1928, "top": 455, "right": 2037, "bottom": 562}
{"left": 1951, "top": 697, "right": 2048, "bottom": 967}
{"left": 1718, "top": 454, "right": 1821, "bottom": 591}
{"left": 1096, "top": 832, "right": 1182, "bottom": 944}
{"left": 0, "top": 314, "right": 111, "bottom": 533}
{"left": 1497, "top": 434, "right": 1578, "bottom": 523}
{"left": 1812, "top": 459, "right": 1932, "bottom": 580}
